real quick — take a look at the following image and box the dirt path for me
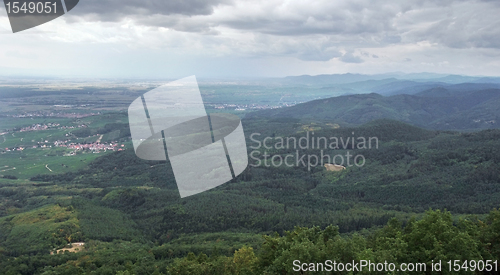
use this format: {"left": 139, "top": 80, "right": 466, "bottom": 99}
{"left": 45, "top": 164, "right": 53, "bottom": 172}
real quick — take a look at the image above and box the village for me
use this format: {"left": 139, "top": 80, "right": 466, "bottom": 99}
{"left": 1, "top": 119, "right": 121, "bottom": 154}
{"left": 19, "top": 123, "right": 61, "bottom": 132}
{"left": 3, "top": 123, "right": 125, "bottom": 154}
{"left": 19, "top": 123, "right": 88, "bottom": 132}
{"left": 55, "top": 138, "right": 125, "bottom": 155}
{"left": 4, "top": 139, "right": 124, "bottom": 154}
{"left": 8, "top": 111, "right": 100, "bottom": 119}
{"left": 208, "top": 102, "right": 298, "bottom": 111}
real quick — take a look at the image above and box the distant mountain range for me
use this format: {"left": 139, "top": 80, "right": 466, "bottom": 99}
{"left": 246, "top": 84, "right": 500, "bottom": 131}
{"left": 281, "top": 72, "right": 500, "bottom": 85}
{"left": 275, "top": 73, "right": 500, "bottom": 98}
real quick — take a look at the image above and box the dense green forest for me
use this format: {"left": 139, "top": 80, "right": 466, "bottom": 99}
{"left": 166, "top": 209, "right": 500, "bottom": 275}
{"left": 1, "top": 117, "right": 500, "bottom": 274}
{"left": 1, "top": 209, "right": 499, "bottom": 274}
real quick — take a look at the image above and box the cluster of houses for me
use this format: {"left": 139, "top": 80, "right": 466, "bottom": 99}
{"left": 209, "top": 103, "right": 295, "bottom": 111}
{"left": 3, "top": 147, "right": 25, "bottom": 152}
{"left": 19, "top": 123, "right": 61, "bottom": 132}
{"left": 3, "top": 140, "right": 125, "bottom": 154}
{"left": 60, "top": 124, "right": 88, "bottom": 130}
{"left": 53, "top": 138, "right": 125, "bottom": 154}
{"left": 8, "top": 123, "right": 87, "bottom": 135}
{"left": 62, "top": 142, "right": 123, "bottom": 154}
{"left": 9, "top": 112, "right": 100, "bottom": 118}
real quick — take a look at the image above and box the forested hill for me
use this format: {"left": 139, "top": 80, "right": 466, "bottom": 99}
{"left": 245, "top": 88, "right": 500, "bottom": 130}
{"left": 1, "top": 118, "right": 500, "bottom": 273}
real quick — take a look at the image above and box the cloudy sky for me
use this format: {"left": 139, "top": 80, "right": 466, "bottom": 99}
{"left": 1, "top": 0, "right": 500, "bottom": 78}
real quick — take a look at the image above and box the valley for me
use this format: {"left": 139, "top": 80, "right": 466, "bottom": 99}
{"left": 0, "top": 75, "right": 500, "bottom": 274}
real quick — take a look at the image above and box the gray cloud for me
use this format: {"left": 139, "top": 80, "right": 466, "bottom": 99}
{"left": 295, "top": 49, "right": 342, "bottom": 62}
{"left": 339, "top": 52, "right": 364, "bottom": 63}
{"left": 64, "top": 0, "right": 500, "bottom": 53}
{"left": 65, "top": 0, "right": 500, "bottom": 52}
{"left": 70, "top": 0, "right": 232, "bottom": 20}
{"left": 6, "top": 0, "right": 499, "bottom": 78}
{"left": 66, "top": 0, "right": 403, "bottom": 41}
{"left": 219, "top": 1, "right": 400, "bottom": 37}
{"left": 135, "top": 15, "right": 219, "bottom": 34}
{"left": 55, "top": 0, "right": 500, "bottom": 67}
{"left": 397, "top": 0, "right": 500, "bottom": 49}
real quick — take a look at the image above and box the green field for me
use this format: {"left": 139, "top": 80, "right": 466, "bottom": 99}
{"left": 0, "top": 111, "right": 131, "bottom": 180}
{"left": 0, "top": 149, "right": 104, "bottom": 179}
